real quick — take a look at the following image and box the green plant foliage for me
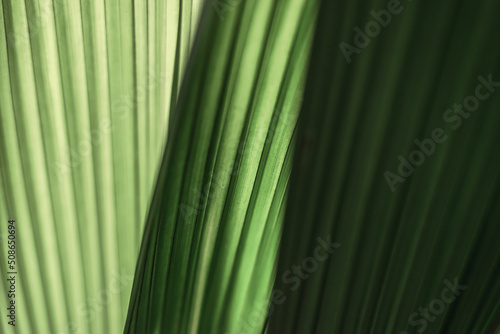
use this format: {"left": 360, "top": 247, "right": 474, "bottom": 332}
{"left": 0, "top": 0, "right": 200, "bottom": 332}
{"left": 125, "top": 1, "right": 319, "bottom": 333}
{"left": 2, "top": 0, "right": 500, "bottom": 333}
{"left": 268, "top": 0, "right": 500, "bottom": 333}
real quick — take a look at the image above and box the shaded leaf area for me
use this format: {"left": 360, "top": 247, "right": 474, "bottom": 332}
{"left": 125, "top": 1, "right": 319, "bottom": 333}
{"left": 269, "top": 0, "right": 500, "bottom": 333}
{"left": 0, "top": 0, "right": 201, "bottom": 332}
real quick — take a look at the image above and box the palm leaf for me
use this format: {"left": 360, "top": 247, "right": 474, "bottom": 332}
{"left": 268, "top": 0, "right": 500, "bottom": 333}
{"left": 125, "top": 1, "right": 319, "bottom": 333}
{"left": 0, "top": 0, "right": 201, "bottom": 332}
{"left": 2, "top": 0, "right": 500, "bottom": 333}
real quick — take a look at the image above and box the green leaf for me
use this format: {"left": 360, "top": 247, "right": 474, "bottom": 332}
{"left": 268, "top": 0, "right": 500, "bottom": 333}
{"left": 125, "top": 1, "right": 319, "bottom": 333}
{"left": 0, "top": 0, "right": 201, "bottom": 332}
